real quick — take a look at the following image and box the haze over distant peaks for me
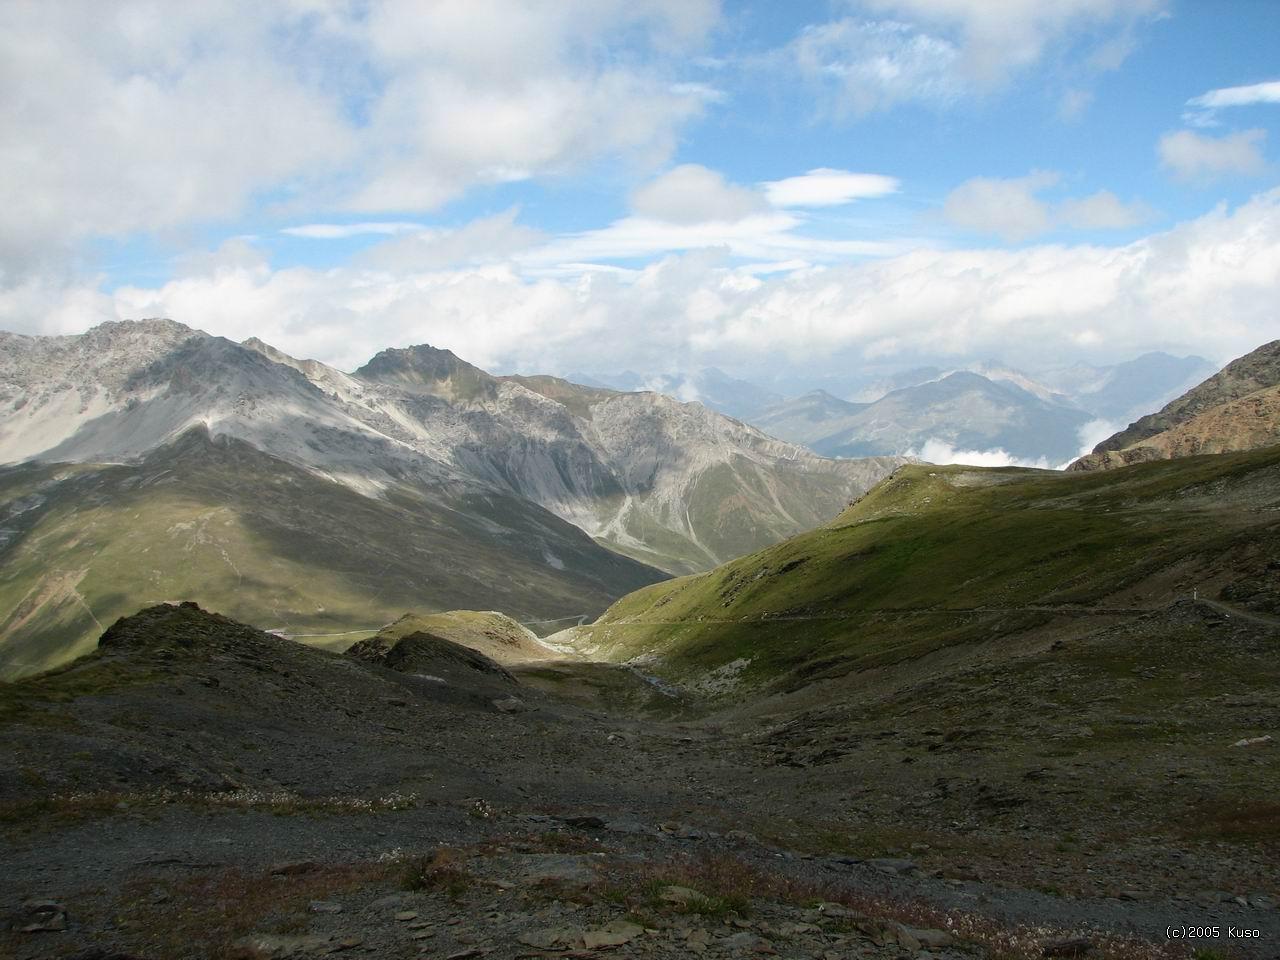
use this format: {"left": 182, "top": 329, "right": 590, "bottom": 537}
{"left": 587, "top": 352, "right": 1216, "bottom": 467}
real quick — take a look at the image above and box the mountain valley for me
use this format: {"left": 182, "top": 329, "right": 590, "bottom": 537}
{"left": 2, "top": 329, "right": 1279, "bottom": 960}
{"left": 0, "top": 321, "right": 902, "bottom": 679}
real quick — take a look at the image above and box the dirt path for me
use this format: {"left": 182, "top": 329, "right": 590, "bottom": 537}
{"left": 1203, "top": 598, "right": 1280, "bottom": 629}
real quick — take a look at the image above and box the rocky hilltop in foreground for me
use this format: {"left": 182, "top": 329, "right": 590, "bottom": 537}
{"left": 1070, "top": 338, "right": 1280, "bottom": 471}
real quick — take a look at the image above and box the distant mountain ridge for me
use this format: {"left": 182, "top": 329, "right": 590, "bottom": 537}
{"left": 750, "top": 390, "right": 868, "bottom": 447}
{"left": 756, "top": 372, "right": 1092, "bottom": 464}
{"left": 1069, "top": 340, "right": 1280, "bottom": 471}
{"left": 590, "top": 352, "right": 1215, "bottom": 466}
{"left": 1039, "top": 352, "right": 1218, "bottom": 425}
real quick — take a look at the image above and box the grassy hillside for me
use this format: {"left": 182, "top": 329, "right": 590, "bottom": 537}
{"left": 579, "top": 448, "right": 1280, "bottom": 691}
{"left": 0, "top": 430, "right": 664, "bottom": 679}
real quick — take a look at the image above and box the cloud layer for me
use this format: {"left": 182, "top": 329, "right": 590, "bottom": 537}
{"left": 0, "top": 0, "right": 716, "bottom": 281}
{"left": 10, "top": 187, "right": 1276, "bottom": 379}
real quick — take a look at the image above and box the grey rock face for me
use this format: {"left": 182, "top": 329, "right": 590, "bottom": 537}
{"left": 0, "top": 321, "right": 903, "bottom": 575}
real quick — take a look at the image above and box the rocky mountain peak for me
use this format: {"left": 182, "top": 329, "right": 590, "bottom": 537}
{"left": 355, "top": 343, "right": 493, "bottom": 393}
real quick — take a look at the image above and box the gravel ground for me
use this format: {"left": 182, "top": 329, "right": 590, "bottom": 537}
{"left": 1, "top": 603, "right": 1277, "bottom": 959}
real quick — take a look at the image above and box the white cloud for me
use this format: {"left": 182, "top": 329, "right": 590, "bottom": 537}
{"left": 174, "top": 238, "right": 270, "bottom": 279}
{"left": 792, "top": 0, "right": 1163, "bottom": 114}
{"left": 12, "top": 186, "right": 1267, "bottom": 380}
{"left": 791, "top": 18, "right": 962, "bottom": 115}
{"left": 520, "top": 213, "right": 908, "bottom": 270}
{"left": 763, "top": 169, "right": 900, "bottom": 207}
{"left": 497, "top": 164, "right": 912, "bottom": 269}
{"left": 1075, "top": 418, "right": 1120, "bottom": 458}
{"left": 1058, "top": 191, "right": 1152, "bottom": 230}
{"left": 630, "top": 165, "right": 768, "bottom": 224}
{"left": 944, "top": 174, "right": 1151, "bottom": 240}
{"left": 909, "top": 439, "right": 1049, "bottom": 469}
{"left": 860, "top": 0, "right": 1165, "bottom": 87}
{"left": 943, "top": 172, "right": 1058, "bottom": 241}
{"left": 358, "top": 209, "right": 546, "bottom": 271}
{"left": 282, "top": 223, "right": 426, "bottom": 240}
{"left": 0, "top": 1, "right": 351, "bottom": 279}
{"left": 0, "top": 0, "right": 718, "bottom": 281}
{"left": 1158, "top": 129, "right": 1268, "bottom": 182}
{"left": 1185, "top": 79, "right": 1280, "bottom": 126}
{"left": 341, "top": 0, "right": 717, "bottom": 212}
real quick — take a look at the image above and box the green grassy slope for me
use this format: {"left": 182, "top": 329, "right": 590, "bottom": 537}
{"left": 0, "top": 430, "right": 665, "bottom": 680}
{"left": 580, "top": 448, "right": 1280, "bottom": 691}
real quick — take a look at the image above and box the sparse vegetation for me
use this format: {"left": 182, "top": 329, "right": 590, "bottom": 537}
{"left": 397, "top": 850, "right": 474, "bottom": 900}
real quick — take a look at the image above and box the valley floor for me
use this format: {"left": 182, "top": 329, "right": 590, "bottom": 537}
{"left": 1, "top": 600, "right": 1277, "bottom": 959}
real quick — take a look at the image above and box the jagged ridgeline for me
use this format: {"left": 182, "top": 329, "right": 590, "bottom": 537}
{"left": 0, "top": 320, "right": 902, "bottom": 679}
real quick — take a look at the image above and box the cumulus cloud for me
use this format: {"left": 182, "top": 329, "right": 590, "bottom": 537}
{"left": 944, "top": 174, "right": 1151, "bottom": 240}
{"left": 763, "top": 169, "right": 900, "bottom": 207}
{"left": 17, "top": 186, "right": 1273, "bottom": 378}
{"left": 630, "top": 165, "right": 768, "bottom": 224}
{"left": 0, "top": 1, "right": 351, "bottom": 279}
{"left": 943, "top": 172, "right": 1059, "bottom": 242}
{"left": 0, "top": 0, "right": 717, "bottom": 281}
{"left": 792, "top": 0, "right": 1163, "bottom": 114}
{"left": 1158, "top": 128, "right": 1268, "bottom": 182}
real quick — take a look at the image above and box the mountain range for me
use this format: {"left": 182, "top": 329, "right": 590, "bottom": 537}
{"left": 1070, "top": 339, "right": 1280, "bottom": 470}
{"left": 755, "top": 372, "right": 1094, "bottom": 465}
{"left": 4, "top": 333, "right": 1280, "bottom": 958}
{"left": 587, "top": 352, "right": 1216, "bottom": 466}
{"left": 0, "top": 320, "right": 901, "bottom": 677}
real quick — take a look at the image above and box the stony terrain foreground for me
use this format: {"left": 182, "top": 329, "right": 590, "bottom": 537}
{"left": 2, "top": 602, "right": 1278, "bottom": 960}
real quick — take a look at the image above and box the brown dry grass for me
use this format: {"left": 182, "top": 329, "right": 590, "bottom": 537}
{"left": 116, "top": 861, "right": 390, "bottom": 959}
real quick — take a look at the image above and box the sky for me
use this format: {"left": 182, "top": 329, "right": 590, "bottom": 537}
{"left": 1, "top": 0, "right": 1278, "bottom": 386}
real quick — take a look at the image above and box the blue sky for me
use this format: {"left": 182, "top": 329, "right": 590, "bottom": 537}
{"left": 2, "top": 0, "right": 1278, "bottom": 382}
